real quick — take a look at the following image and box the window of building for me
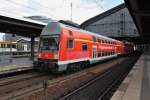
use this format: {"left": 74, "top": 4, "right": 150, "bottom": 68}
{"left": 12, "top": 44, "right": 16, "bottom": 48}
{"left": 67, "top": 39, "right": 73, "bottom": 49}
{"left": 7, "top": 44, "right": 10, "bottom": 48}
{"left": 82, "top": 43, "right": 87, "bottom": 51}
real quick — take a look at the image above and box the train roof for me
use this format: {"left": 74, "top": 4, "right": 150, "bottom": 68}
{"left": 42, "top": 21, "right": 122, "bottom": 43}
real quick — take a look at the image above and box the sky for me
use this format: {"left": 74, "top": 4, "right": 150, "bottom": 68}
{"left": 0, "top": 0, "right": 124, "bottom": 40}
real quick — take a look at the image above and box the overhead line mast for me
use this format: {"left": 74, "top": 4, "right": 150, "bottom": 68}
{"left": 70, "top": 2, "right": 72, "bottom": 21}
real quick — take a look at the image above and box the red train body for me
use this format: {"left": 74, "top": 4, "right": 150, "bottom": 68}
{"left": 34, "top": 21, "right": 134, "bottom": 72}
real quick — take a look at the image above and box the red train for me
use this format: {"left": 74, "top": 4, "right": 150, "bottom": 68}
{"left": 34, "top": 21, "right": 134, "bottom": 72}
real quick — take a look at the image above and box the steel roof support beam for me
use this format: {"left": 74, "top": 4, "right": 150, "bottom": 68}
{"left": 30, "top": 36, "right": 35, "bottom": 61}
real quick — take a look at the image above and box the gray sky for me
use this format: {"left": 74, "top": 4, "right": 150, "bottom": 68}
{"left": 0, "top": 0, "right": 124, "bottom": 24}
{"left": 0, "top": 0, "right": 124, "bottom": 40}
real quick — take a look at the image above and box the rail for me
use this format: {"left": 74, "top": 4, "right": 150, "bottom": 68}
{"left": 60, "top": 52, "right": 141, "bottom": 100}
{"left": 0, "top": 51, "right": 38, "bottom": 58}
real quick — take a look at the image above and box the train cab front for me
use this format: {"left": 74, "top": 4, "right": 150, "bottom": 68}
{"left": 34, "top": 22, "right": 61, "bottom": 72}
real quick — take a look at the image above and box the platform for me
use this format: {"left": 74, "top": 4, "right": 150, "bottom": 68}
{"left": 0, "top": 57, "right": 33, "bottom": 74}
{"left": 111, "top": 52, "right": 150, "bottom": 100}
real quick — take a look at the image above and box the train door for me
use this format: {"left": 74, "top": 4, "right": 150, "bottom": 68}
{"left": 92, "top": 46, "right": 97, "bottom": 58}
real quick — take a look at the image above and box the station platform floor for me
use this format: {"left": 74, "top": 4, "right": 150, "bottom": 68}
{"left": 111, "top": 51, "right": 150, "bottom": 100}
{"left": 0, "top": 57, "right": 33, "bottom": 74}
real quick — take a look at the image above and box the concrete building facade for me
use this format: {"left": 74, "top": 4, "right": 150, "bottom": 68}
{"left": 80, "top": 4, "right": 139, "bottom": 38}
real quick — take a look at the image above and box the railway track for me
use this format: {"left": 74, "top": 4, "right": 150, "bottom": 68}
{"left": 15, "top": 55, "right": 130, "bottom": 100}
{"left": 59, "top": 52, "right": 141, "bottom": 100}
{"left": 0, "top": 72, "right": 51, "bottom": 100}
{"left": 0, "top": 52, "right": 141, "bottom": 100}
{"left": 0, "top": 67, "right": 34, "bottom": 79}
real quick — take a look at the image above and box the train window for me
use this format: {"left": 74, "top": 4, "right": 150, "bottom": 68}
{"left": 104, "top": 52, "right": 106, "bottom": 56}
{"left": 67, "top": 39, "right": 74, "bottom": 49}
{"left": 113, "top": 51, "right": 115, "bottom": 54}
{"left": 102, "top": 51, "right": 104, "bottom": 56}
{"left": 103, "top": 40, "right": 105, "bottom": 43}
{"left": 1, "top": 44, "right": 3, "bottom": 48}
{"left": 105, "top": 52, "right": 106, "bottom": 56}
{"left": 40, "top": 37, "right": 59, "bottom": 51}
{"left": 107, "top": 41, "right": 109, "bottom": 44}
{"left": 69, "top": 30, "right": 73, "bottom": 36}
{"left": 98, "top": 51, "right": 101, "bottom": 57}
{"left": 102, "top": 40, "right": 104, "bottom": 43}
{"left": 82, "top": 43, "right": 87, "bottom": 51}
{"left": 106, "top": 52, "right": 108, "bottom": 56}
{"left": 107, "top": 52, "right": 109, "bottom": 55}
{"left": 98, "top": 39, "right": 101, "bottom": 43}
{"left": 106, "top": 41, "right": 108, "bottom": 44}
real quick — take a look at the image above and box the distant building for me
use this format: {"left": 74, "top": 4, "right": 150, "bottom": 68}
{"left": 80, "top": 3, "right": 139, "bottom": 37}
{"left": 17, "top": 38, "right": 39, "bottom": 51}
{"left": 0, "top": 41, "right": 17, "bottom": 52}
{"left": 4, "top": 34, "right": 22, "bottom": 42}
{"left": 3, "top": 15, "right": 52, "bottom": 51}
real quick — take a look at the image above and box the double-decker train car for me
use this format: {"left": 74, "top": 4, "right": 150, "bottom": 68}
{"left": 34, "top": 21, "right": 134, "bottom": 72}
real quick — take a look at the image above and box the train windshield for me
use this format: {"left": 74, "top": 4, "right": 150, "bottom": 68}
{"left": 40, "top": 36, "right": 59, "bottom": 51}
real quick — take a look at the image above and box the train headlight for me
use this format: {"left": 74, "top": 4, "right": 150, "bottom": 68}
{"left": 54, "top": 53, "right": 58, "bottom": 59}
{"left": 38, "top": 53, "right": 41, "bottom": 58}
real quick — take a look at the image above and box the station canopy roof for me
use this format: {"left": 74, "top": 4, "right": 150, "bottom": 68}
{"left": 0, "top": 14, "right": 46, "bottom": 37}
{"left": 124, "top": 0, "right": 150, "bottom": 43}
